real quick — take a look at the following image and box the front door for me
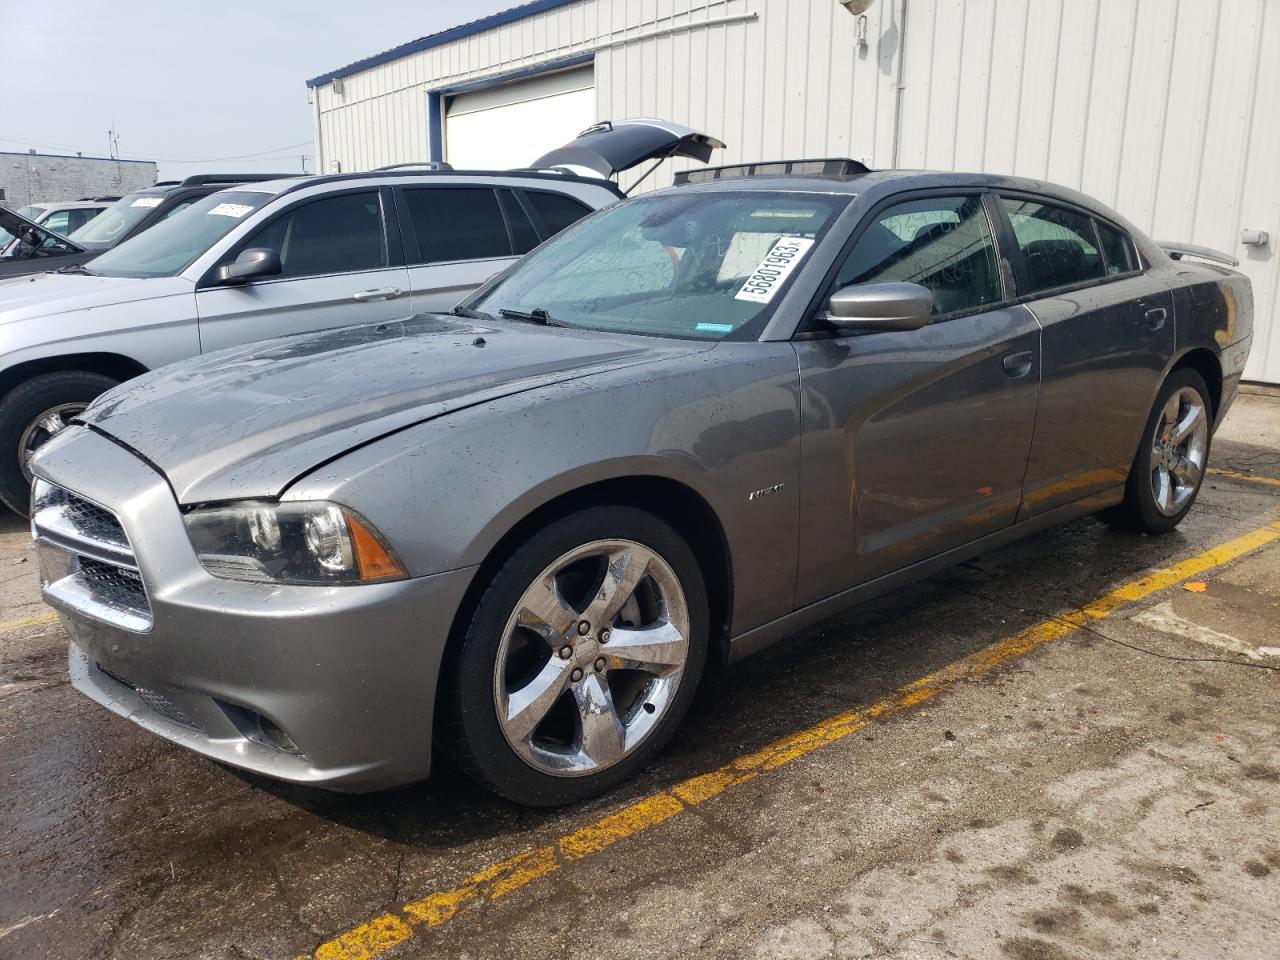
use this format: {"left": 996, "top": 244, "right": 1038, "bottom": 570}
{"left": 794, "top": 192, "right": 1042, "bottom": 607}
{"left": 195, "top": 189, "right": 411, "bottom": 354}
{"left": 993, "top": 195, "right": 1176, "bottom": 518}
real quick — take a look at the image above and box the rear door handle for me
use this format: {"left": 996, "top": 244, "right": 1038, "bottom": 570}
{"left": 353, "top": 286, "right": 403, "bottom": 302}
{"left": 1144, "top": 306, "right": 1168, "bottom": 330}
{"left": 1002, "top": 351, "right": 1034, "bottom": 378}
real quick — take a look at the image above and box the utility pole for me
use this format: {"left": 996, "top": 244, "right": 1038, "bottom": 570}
{"left": 300, "top": 154, "right": 312, "bottom": 175}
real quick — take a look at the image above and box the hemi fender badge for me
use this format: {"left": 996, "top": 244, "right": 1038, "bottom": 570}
{"left": 749, "top": 483, "right": 785, "bottom": 502}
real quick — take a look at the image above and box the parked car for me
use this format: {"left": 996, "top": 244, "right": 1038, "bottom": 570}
{"left": 0, "top": 120, "right": 721, "bottom": 513}
{"left": 15, "top": 200, "right": 110, "bottom": 237}
{"left": 32, "top": 161, "right": 1251, "bottom": 806}
{"left": 0, "top": 205, "right": 94, "bottom": 277}
{"left": 0, "top": 176, "right": 293, "bottom": 284}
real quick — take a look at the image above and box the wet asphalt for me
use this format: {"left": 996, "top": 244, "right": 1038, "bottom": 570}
{"left": 1, "top": 395, "right": 1278, "bottom": 960}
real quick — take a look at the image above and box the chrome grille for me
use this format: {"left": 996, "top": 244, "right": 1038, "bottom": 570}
{"left": 32, "top": 480, "right": 152, "bottom": 631}
{"left": 77, "top": 558, "right": 148, "bottom": 612}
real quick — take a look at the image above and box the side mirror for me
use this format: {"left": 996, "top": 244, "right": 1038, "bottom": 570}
{"left": 823, "top": 281, "right": 933, "bottom": 332}
{"left": 216, "top": 248, "right": 281, "bottom": 285}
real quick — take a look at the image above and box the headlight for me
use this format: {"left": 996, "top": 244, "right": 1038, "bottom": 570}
{"left": 184, "top": 501, "right": 407, "bottom": 585}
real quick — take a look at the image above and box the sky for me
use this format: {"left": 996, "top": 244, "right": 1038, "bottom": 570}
{"left": 0, "top": 0, "right": 516, "bottom": 180}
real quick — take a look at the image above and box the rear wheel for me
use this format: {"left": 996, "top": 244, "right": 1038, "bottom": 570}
{"left": 0, "top": 371, "right": 119, "bottom": 516}
{"left": 1100, "top": 368, "right": 1211, "bottom": 534}
{"left": 441, "top": 505, "right": 709, "bottom": 806}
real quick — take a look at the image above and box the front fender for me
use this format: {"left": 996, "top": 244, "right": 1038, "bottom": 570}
{"left": 291, "top": 342, "right": 804, "bottom": 637}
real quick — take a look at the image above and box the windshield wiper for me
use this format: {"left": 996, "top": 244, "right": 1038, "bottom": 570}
{"left": 498, "top": 307, "right": 569, "bottom": 327}
{"left": 55, "top": 262, "right": 95, "bottom": 275}
{"left": 450, "top": 305, "right": 496, "bottom": 322}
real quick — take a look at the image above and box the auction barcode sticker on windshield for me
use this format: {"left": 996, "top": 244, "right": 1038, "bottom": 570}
{"left": 130, "top": 197, "right": 163, "bottom": 208}
{"left": 734, "top": 236, "right": 816, "bottom": 304}
{"left": 207, "top": 202, "right": 255, "bottom": 219}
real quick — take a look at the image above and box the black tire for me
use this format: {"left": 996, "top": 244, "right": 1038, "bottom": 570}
{"left": 1099, "top": 367, "right": 1212, "bottom": 535}
{"left": 440, "top": 505, "right": 709, "bottom": 806}
{"left": 0, "top": 371, "right": 119, "bottom": 516}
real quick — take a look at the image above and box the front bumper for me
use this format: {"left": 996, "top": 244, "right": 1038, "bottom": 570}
{"left": 33, "top": 426, "right": 476, "bottom": 791}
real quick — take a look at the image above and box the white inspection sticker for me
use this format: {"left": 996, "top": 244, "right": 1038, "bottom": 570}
{"left": 207, "top": 202, "right": 255, "bottom": 219}
{"left": 734, "top": 236, "right": 816, "bottom": 303}
{"left": 130, "top": 196, "right": 163, "bottom": 208}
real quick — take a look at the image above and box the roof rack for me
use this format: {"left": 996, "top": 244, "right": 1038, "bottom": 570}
{"left": 374, "top": 161, "right": 454, "bottom": 172}
{"left": 177, "top": 173, "right": 296, "bottom": 186}
{"left": 674, "top": 157, "right": 871, "bottom": 186}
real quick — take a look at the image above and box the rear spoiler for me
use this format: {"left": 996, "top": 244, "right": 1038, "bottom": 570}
{"left": 1158, "top": 241, "right": 1239, "bottom": 267}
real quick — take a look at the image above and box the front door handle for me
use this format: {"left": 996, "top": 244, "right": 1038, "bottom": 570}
{"left": 1002, "top": 350, "right": 1034, "bottom": 378}
{"left": 1143, "top": 306, "right": 1168, "bottom": 330}
{"left": 353, "top": 286, "right": 403, "bottom": 302}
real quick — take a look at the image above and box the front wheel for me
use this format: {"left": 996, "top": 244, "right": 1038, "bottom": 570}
{"left": 1100, "top": 368, "right": 1212, "bottom": 534}
{"left": 441, "top": 505, "right": 709, "bottom": 806}
{"left": 0, "top": 371, "right": 119, "bottom": 516}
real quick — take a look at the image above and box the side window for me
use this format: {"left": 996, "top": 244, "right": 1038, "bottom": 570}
{"left": 160, "top": 199, "right": 195, "bottom": 222}
{"left": 831, "top": 194, "right": 1002, "bottom": 317}
{"left": 499, "top": 190, "right": 540, "bottom": 254}
{"left": 402, "top": 187, "right": 511, "bottom": 263}
{"left": 42, "top": 211, "right": 72, "bottom": 235}
{"left": 999, "top": 197, "right": 1105, "bottom": 293}
{"left": 245, "top": 191, "right": 386, "bottom": 279}
{"left": 67, "top": 209, "right": 101, "bottom": 233}
{"left": 525, "top": 190, "right": 592, "bottom": 237}
{"left": 1096, "top": 220, "right": 1133, "bottom": 275}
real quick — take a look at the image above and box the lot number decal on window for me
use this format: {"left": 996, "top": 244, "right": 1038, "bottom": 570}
{"left": 207, "top": 203, "right": 255, "bottom": 219}
{"left": 734, "top": 236, "right": 815, "bottom": 303}
{"left": 130, "top": 197, "right": 164, "bottom": 208}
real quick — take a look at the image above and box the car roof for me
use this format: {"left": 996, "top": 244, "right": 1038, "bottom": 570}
{"left": 216, "top": 168, "right": 627, "bottom": 200}
{"left": 659, "top": 168, "right": 1132, "bottom": 225}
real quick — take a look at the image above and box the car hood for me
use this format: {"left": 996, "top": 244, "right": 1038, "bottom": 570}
{"left": 80, "top": 314, "right": 704, "bottom": 505}
{"left": 0, "top": 272, "right": 185, "bottom": 324}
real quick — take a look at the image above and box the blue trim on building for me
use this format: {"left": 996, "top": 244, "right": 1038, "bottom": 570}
{"left": 427, "top": 52, "right": 595, "bottom": 164}
{"left": 0, "top": 150, "right": 155, "bottom": 165}
{"left": 427, "top": 94, "right": 444, "bottom": 163}
{"left": 306, "top": 0, "right": 581, "bottom": 88}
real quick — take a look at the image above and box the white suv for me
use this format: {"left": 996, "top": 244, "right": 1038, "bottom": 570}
{"left": 0, "top": 120, "right": 725, "bottom": 512}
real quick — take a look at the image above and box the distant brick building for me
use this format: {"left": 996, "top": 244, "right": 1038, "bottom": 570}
{"left": 0, "top": 151, "right": 157, "bottom": 208}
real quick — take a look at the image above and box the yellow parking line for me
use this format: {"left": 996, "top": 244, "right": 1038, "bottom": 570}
{"left": 1208, "top": 467, "right": 1280, "bottom": 488}
{"left": 304, "top": 518, "right": 1280, "bottom": 960}
{"left": 0, "top": 611, "right": 59, "bottom": 633}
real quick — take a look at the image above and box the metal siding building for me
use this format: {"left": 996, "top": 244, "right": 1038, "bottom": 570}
{"left": 308, "top": 0, "right": 1280, "bottom": 383}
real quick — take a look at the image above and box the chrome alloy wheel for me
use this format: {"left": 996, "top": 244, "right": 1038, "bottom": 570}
{"left": 494, "top": 539, "right": 691, "bottom": 777}
{"left": 19, "top": 402, "right": 87, "bottom": 484}
{"left": 1149, "top": 385, "right": 1209, "bottom": 517}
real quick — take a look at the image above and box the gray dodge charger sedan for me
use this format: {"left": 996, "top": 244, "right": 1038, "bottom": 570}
{"left": 32, "top": 161, "right": 1253, "bottom": 805}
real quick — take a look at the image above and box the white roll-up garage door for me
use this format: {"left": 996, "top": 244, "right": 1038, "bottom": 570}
{"left": 445, "top": 65, "right": 595, "bottom": 170}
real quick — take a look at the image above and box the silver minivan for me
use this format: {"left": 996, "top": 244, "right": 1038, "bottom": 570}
{"left": 0, "top": 120, "right": 725, "bottom": 513}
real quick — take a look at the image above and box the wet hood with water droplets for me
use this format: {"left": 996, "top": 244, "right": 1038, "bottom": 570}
{"left": 80, "top": 314, "right": 697, "bottom": 505}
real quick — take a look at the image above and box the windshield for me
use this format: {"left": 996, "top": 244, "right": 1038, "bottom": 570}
{"left": 466, "top": 191, "right": 847, "bottom": 340}
{"left": 88, "top": 190, "right": 272, "bottom": 278}
{"left": 69, "top": 191, "right": 169, "bottom": 247}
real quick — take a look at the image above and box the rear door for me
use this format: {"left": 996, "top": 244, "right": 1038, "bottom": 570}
{"left": 793, "top": 191, "right": 1042, "bottom": 606}
{"left": 195, "top": 187, "right": 412, "bottom": 353}
{"left": 393, "top": 185, "right": 595, "bottom": 314}
{"left": 395, "top": 185, "right": 523, "bottom": 314}
{"left": 994, "top": 194, "right": 1175, "bottom": 518}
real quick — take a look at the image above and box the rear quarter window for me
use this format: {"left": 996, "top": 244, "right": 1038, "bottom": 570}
{"left": 524, "top": 190, "right": 592, "bottom": 237}
{"left": 1096, "top": 221, "right": 1134, "bottom": 275}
